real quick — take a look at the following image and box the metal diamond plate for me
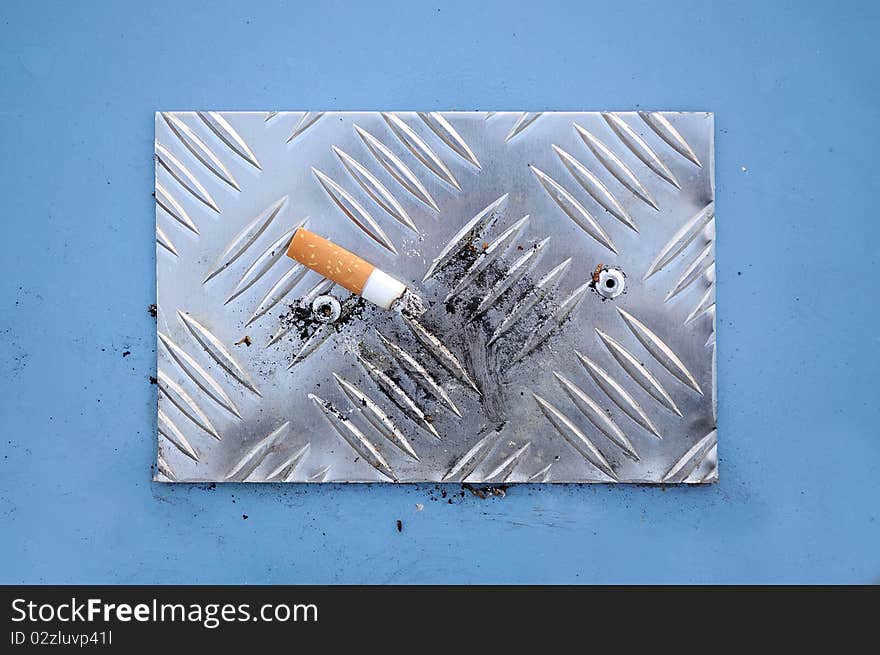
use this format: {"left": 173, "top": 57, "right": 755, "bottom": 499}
{"left": 154, "top": 111, "right": 716, "bottom": 483}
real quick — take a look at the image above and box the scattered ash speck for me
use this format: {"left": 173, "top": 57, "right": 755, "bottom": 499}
{"left": 463, "top": 296, "right": 481, "bottom": 314}
{"left": 462, "top": 483, "right": 508, "bottom": 499}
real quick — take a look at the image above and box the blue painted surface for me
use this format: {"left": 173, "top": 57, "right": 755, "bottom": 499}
{"left": 0, "top": 0, "right": 877, "bottom": 584}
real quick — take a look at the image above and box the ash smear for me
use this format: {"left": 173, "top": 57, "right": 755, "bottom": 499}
{"left": 372, "top": 329, "right": 443, "bottom": 410}
{"left": 234, "top": 335, "right": 252, "bottom": 347}
{"left": 433, "top": 240, "right": 483, "bottom": 293}
{"left": 462, "top": 321, "right": 506, "bottom": 422}
{"left": 462, "top": 252, "right": 542, "bottom": 324}
{"left": 245, "top": 294, "right": 369, "bottom": 378}
{"left": 486, "top": 270, "right": 560, "bottom": 365}
{"left": 277, "top": 295, "right": 368, "bottom": 343}
{"left": 420, "top": 227, "right": 568, "bottom": 421}
{"left": 501, "top": 290, "right": 565, "bottom": 366}
{"left": 356, "top": 345, "right": 430, "bottom": 425}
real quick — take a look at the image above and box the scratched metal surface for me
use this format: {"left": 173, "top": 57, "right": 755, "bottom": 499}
{"left": 155, "top": 111, "right": 716, "bottom": 483}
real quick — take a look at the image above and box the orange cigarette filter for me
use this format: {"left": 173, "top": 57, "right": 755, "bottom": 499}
{"left": 286, "top": 228, "right": 374, "bottom": 295}
{"left": 286, "top": 228, "right": 408, "bottom": 309}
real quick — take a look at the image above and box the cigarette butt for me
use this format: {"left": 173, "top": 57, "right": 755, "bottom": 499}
{"left": 286, "top": 228, "right": 407, "bottom": 309}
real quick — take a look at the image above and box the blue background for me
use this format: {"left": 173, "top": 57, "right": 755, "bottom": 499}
{"left": 1, "top": 0, "right": 877, "bottom": 584}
